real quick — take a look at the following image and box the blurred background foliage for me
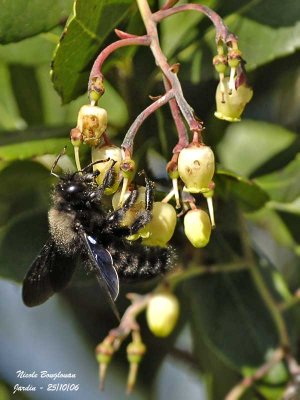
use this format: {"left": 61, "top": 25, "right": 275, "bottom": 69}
{"left": 0, "top": 0, "right": 300, "bottom": 399}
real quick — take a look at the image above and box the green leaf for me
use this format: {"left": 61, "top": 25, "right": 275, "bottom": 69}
{"left": 0, "top": 135, "right": 71, "bottom": 166}
{"left": 9, "top": 65, "right": 44, "bottom": 126}
{"left": 216, "top": 168, "right": 269, "bottom": 212}
{"left": 0, "top": 0, "right": 73, "bottom": 44}
{"left": 0, "top": 128, "right": 72, "bottom": 169}
{"left": 0, "top": 31, "right": 59, "bottom": 66}
{"left": 217, "top": 120, "right": 297, "bottom": 177}
{"left": 37, "top": 64, "right": 129, "bottom": 128}
{"left": 186, "top": 269, "right": 283, "bottom": 370}
{"left": 0, "top": 63, "right": 25, "bottom": 130}
{"left": 253, "top": 154, "right": 300, "bottom": 216}
{"left": 247, "top": 208, "right": 298, "bottom": 251}
{"left": 223, "top": 2, "right": 300, "bottom": 71}
{"left": 160, "top": 0, "right": 218, "bottom": 58}
{"left": 0, "top": 210, "right": 48, "bottom": 282}
{"left": 179, "top": 1, "right": 300, "bottom": 83}
{"left": 51, "top": 0, "right": 133, "bottom": 103}
{"left": 0, "top": 161, "right": 52, "bottom": 227}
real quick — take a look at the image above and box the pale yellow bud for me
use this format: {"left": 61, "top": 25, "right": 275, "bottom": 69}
{"left": 146, "top": 293, "right": 179, "bottom": 337}
{"left": 184, "top": 209, "right": 211, "bottom": 248}
{"left": 142, "top": 202, "right": 177, "bottom": 247}
{"left": 178, "top": 144, "right": 215, "bottom": 193}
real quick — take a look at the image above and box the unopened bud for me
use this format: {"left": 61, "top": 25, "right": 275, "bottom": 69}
{"left": 142, "top": 202, "right": 177, "bottom": 247}
{"left": 228, "top": 49, "right": 242, "bottom": 69}
{"left": 120, "top": 158, "right": 136, "bottom": 180}
{"left": 89, "top": 76, "right": 105, "bottom": 104}
{"left": 96, "top": 339, "right": 114, "bottom": 391}
{"left": 178, "top": 144, "right": 215, "bottom": 193}
{"left": 184, "top": 209, "right": 211, "bottom": 248}
{"left": 126, "top": 340, "right": 146, "bottom": 394}
{"left": 213, "top": 54, "right": 228, "bottom": 74}
{"left": 77, "top": 105, "right": 107, "bottom": 146}
{"left": 70, "top": 127, "right": 82, "bottom": 147}
{"left": 146, "top": 292, "right": 179, "bottom": 337}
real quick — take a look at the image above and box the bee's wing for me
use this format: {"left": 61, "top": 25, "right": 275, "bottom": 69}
{"left": 22, "top": 240, "right": 75, "bottom": 307}
{"left": 81, "top": 233, "right": 120, "bottom": 319}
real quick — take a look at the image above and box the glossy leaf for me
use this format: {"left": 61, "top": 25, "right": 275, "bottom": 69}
{"left": 51, "top": 0, "right": 133, "bottom": 103}
{"left": 216, "top": 168, "right": 269, "bottom": 212}
{"left": 217, "top": 120, "right": 297, "bottom": 177}
{"left": 0, "top": 0, "right": 73, "bottom": 44}
{"left": 255, "top": 154, "right": 300, "bottom": 204}
{"left": 0, "top": 63, "right": 25, "bottom": 130}
{"left": 177, "top": 0, "right": 300, "bottom": 83}
{"left": 0, "top": 133, "right": 71, "bottom": 166}
{"left": 0, "top": 161, "right": 52, "bottom": 226}
{"left": 0, "top": 31, "right": 59, "bottom": 66}
{"left": 186, "top": 268, "right": 284, "bottom": 368}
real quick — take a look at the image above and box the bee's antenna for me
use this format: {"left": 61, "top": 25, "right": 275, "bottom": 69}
{"left": 80, "top": 158, "right": 111, "bottom": 173}
{"left": 51, "top": 147, "right": 67, "bottom": 178}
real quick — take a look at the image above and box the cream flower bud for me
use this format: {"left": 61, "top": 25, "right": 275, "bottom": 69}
{"left": 92, "top": 145, "right": 122, "bottom": 194}
{"left": 178, "top": 144, "right": 215, "bottom": 193}
{"left": 215, "top": 77, "right": 253, "bottom": 122}
{"left": 146, "top": 293, "right": 179, "bottom": 337}
{"left": 77, "top": 105, "right": 108, "bottom": 146}
{"left": 142, "top": 202, "right": 177, "bottom": 247}
{"left": 184, "top": 209, "right": 211, "bottom": 248}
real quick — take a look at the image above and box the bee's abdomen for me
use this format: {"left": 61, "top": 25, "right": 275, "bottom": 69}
{"left": 106, "top": 239, "right": 175, "bottom": 279}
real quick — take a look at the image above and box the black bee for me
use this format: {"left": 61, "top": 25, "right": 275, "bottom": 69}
{"left": 22, "top": 156, "right": 174, "bottom": 317}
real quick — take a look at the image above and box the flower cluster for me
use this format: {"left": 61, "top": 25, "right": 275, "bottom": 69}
{"left": 95, "top": 290, "right": 180, "bottom": 392}
{"left": 213, "top": 43, "right": 253, "bottom": 122}
{"left": 66, "top": 0, "right": 252, "bottom": 392}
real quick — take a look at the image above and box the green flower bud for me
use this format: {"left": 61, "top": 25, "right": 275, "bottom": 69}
{"left": 88, "top": 76, "right": 105, "bottom": 104}
{"left": 142, "top": 202, "right": 177, "bottom": 247}
{"left": 146, "top": 293, "right": 179, "bottom": 337}
{"left": 215, "top": 77, "right": 253, "bottom": 122}
{"left": 178, "top": 144, "right": 215, "bottom": 193}
{"left": 95, "top": 341, "right": 114, "bottom": 365}
{"left": 92, "top": 145, "right": 122, "bottom": 194}
{"left": 77, "top": 105, "right": 108, "bottom": 146}
{"left": 184, "top": 209, "right": 211, "bottom": 248}
{"left": 70, "top": 127, "right": 82, "bottom": 147}
{"left": 120, "top": 159, "right": 136, "bottom": 182}
{"left": 227, "top": 49, "right": 242, "bottom": 68}
{"left": 213, "top": 54, "right": 228, "bottom": 74}
{"left": 127, "top": 341, "right": 146, "bottom": 364}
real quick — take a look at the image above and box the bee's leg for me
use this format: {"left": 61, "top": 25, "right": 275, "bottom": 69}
{"left": 90, "top": 161, "right": 117, "bottom": 202}
{"left": 125, "top": 176, "right": 155, "bottom": 234}
{"left": 102, "top": 188, "right": 139, "bottom": 234}
{"left": 103, "top": 176, "right": 155, "bottom": 236}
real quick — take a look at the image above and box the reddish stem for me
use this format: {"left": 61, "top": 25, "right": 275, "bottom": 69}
{"left": 163, "top": 76, "right": 189, "bottom": 152}
{"left": 137, "top": 0, "right": 202, "bottom": 134}
{"left": 122, "top": 90, "right": 175, "bottom": 155}
{"left": 154, "top": 4, "right": 238, "bottom": 45}
{"left": 88, "top": 35, "right": 150, "bottom": 88}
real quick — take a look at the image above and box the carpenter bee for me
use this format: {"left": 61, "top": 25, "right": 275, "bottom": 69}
{"left": 22, "top": 155, "right": 174, "bottom": 318}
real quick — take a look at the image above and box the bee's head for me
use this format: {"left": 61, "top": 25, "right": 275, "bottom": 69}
{"left": 55, "top": 172, "right": 97, "bottom": 201}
